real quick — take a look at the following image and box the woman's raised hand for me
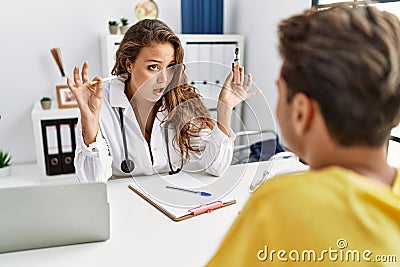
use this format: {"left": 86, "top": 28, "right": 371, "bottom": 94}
{"left": 218, "top": 67, "right": 260, "bottom": 109}
{"left": 66, "top": 61, "right": 103, "bottom": 146}
{"left": 216, "top": 67, "right": 261, "bottom": 137}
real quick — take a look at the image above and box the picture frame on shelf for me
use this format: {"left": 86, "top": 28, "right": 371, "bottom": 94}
{"left": 56, "top": 85, "right": 78, "bottom": 108}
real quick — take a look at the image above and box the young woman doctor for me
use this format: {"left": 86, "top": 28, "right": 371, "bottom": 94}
{"left": 67, "top": 19, "right": 259, "bottom": 182}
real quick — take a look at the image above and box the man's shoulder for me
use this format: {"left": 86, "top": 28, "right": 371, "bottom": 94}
{"left": 254, "top": 167, "right": 356, "bottom": 203}
{"left": 261, "top": 166, "right": 339, "bottom": 187}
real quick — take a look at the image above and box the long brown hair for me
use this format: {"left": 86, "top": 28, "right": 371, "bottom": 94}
{"left": 112, "top": 19, "right": 214, "bottom": 160}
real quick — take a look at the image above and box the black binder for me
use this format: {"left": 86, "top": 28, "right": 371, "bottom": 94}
{"left": 41, "top": 118, "right": 78, "bottom": 175}
{"left": 41, "top": 120, "right": 62, "bottom": 175}
{"left": 59, "top": 119, "right": 77, "bottom": 174}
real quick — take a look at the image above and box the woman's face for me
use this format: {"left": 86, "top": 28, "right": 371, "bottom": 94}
{"left": 126, "top": 42, "right": 176, "bottom": 103}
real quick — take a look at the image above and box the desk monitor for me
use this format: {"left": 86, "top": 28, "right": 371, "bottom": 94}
{"left": 0, "top": 182, "right": 110, "bottom": 253}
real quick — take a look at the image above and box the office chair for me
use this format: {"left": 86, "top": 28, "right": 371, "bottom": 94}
{"left": 391, "top": 135, "right": 400, "bottom": 143}
{"left": 388, "top": 135, "right": 400, "bottom": 168}
{"left": 232, "top": 130, "right": 288, "bottom": 165}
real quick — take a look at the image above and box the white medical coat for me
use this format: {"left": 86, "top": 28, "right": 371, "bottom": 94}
{"left": 74, "top": 75, "right": 235, "bottom": 182}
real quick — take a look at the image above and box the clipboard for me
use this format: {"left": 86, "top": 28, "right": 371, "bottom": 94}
{"left": 128, "top": 184, "right": 236, "bottom": 222}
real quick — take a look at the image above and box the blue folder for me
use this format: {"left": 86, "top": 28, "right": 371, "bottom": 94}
{"left": 181, "top": 0, "right": 223, "bottom": 34}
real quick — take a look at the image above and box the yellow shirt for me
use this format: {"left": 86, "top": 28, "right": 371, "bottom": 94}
{"left": 207, "top": 167, "right": 400, "bottom": 266}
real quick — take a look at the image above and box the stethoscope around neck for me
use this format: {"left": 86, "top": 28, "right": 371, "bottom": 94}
{"left": 118, "top": 107, "right": 182, "bottom": 175}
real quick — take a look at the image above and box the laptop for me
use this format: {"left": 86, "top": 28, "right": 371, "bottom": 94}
{"left": 0, "top": 182, "right": 110, "bottom": 253}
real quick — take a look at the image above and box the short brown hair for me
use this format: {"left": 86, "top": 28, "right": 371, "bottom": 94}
{"left": 278, "top": 6, "right": 400, "bottom": 146}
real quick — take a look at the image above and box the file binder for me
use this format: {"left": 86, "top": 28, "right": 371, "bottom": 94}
{"left": 41, "top": 120, "right": 62, "bottom": 175}
{"left": 59, "top": 121, "right": 73, "bottom": 173}
{"left": 59, "top": 118, "right": 78, "bottom": 174}
{"left": 128, "top": 184, "right": 236, "bottom": 222}
{"left": 41, "top": 118, "right": 78, "bottom": 175}
{"left": 215, "top": 0, "right": 223, "bottom": 34}
{"left": 196, "top": 0, "right": 202, "bottom": 34}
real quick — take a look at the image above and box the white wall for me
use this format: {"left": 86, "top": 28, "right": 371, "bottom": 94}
{"left": 0, "top": 0, "right": 310, "bottom": 164}
{"left": 235, "top": 0, "right": 311, "bottom": 134}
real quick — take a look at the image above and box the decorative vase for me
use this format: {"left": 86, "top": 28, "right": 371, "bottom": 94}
{"left": 109, "top": 25, "right": 118, "bottom": 34}
{"left": 0, "top": 166, "right": 11, "bottom": 178}
{"left": 40, "top": 100, "right": 52, "bottom": 110}
{"left": 120, "top": 25, "right": 130, "bottom": 35}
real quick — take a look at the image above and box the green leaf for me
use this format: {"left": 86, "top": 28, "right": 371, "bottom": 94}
{"left": 0, "top": 150, "right": 11, "bottom": 168}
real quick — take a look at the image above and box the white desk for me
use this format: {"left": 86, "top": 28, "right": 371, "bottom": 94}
{"left": 0, "top": 160, "right": 285, "bottom": 267}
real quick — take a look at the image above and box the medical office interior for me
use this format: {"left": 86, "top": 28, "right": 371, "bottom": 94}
{"left": 0, "top": 0, "right": 400, "bottom": 266}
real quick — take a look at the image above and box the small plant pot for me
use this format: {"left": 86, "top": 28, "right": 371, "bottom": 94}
{"left": 120, "top": 25, "right": 130, "bottom": 35}
{"left": 109, "top": 25, "right": 118, "bottom": 34}
{"left": 40, "top": 100, "right": 52, "bottom": 110}
{"left": 0, "top": 166, "right": 11, "bottom": 178}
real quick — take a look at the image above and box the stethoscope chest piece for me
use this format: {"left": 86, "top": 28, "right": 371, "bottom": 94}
{"left": 121, "top": 159, "right": 135, "bottom": 173}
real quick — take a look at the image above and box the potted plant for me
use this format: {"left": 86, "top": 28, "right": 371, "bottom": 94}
{"left": 0, "top": 150, "right": 11, "bottom": 178}
{"left": 109, "top": 20, "right": 119, "bottom": 34}
{"left": 40, "top": 97, "right": 52, "bottom": 110}
{"left": 120, "top": 18, "right": 130, "bottom": 35}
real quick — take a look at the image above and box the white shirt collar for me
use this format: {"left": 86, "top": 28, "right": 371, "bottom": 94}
{"left": 109, "top": 73, "right": 130, "bottom": 111}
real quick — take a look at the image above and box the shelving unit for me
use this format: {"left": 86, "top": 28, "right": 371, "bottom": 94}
{"left": 31, "top": 101, "right": 79, "bottom": 176}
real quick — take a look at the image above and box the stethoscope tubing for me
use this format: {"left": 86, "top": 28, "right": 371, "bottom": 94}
{"left": 118, "top": 107, "right": 182, "bottom": 174}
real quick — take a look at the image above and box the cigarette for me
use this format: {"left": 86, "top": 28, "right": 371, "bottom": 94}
{"left": 91, "top": 76, "right": 117, "bottom": 85}
{"left": 232, "top": 48, "right": 240, "bottom": 83}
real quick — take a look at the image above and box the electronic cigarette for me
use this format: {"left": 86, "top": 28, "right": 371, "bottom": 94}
{"left": 232, "top": 47, "right": 240, "bottom": 83}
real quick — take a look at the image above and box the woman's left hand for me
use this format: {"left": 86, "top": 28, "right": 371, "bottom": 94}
{"left": 218, "top": 67, "right": 260, "bottom": 109}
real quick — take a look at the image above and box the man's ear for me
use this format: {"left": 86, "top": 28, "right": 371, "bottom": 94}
{"left": 126, "top": 59, "right": 133, "bottom": 73}
{"left": 290, "top": 93, "right": 314, "bottom": 136}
